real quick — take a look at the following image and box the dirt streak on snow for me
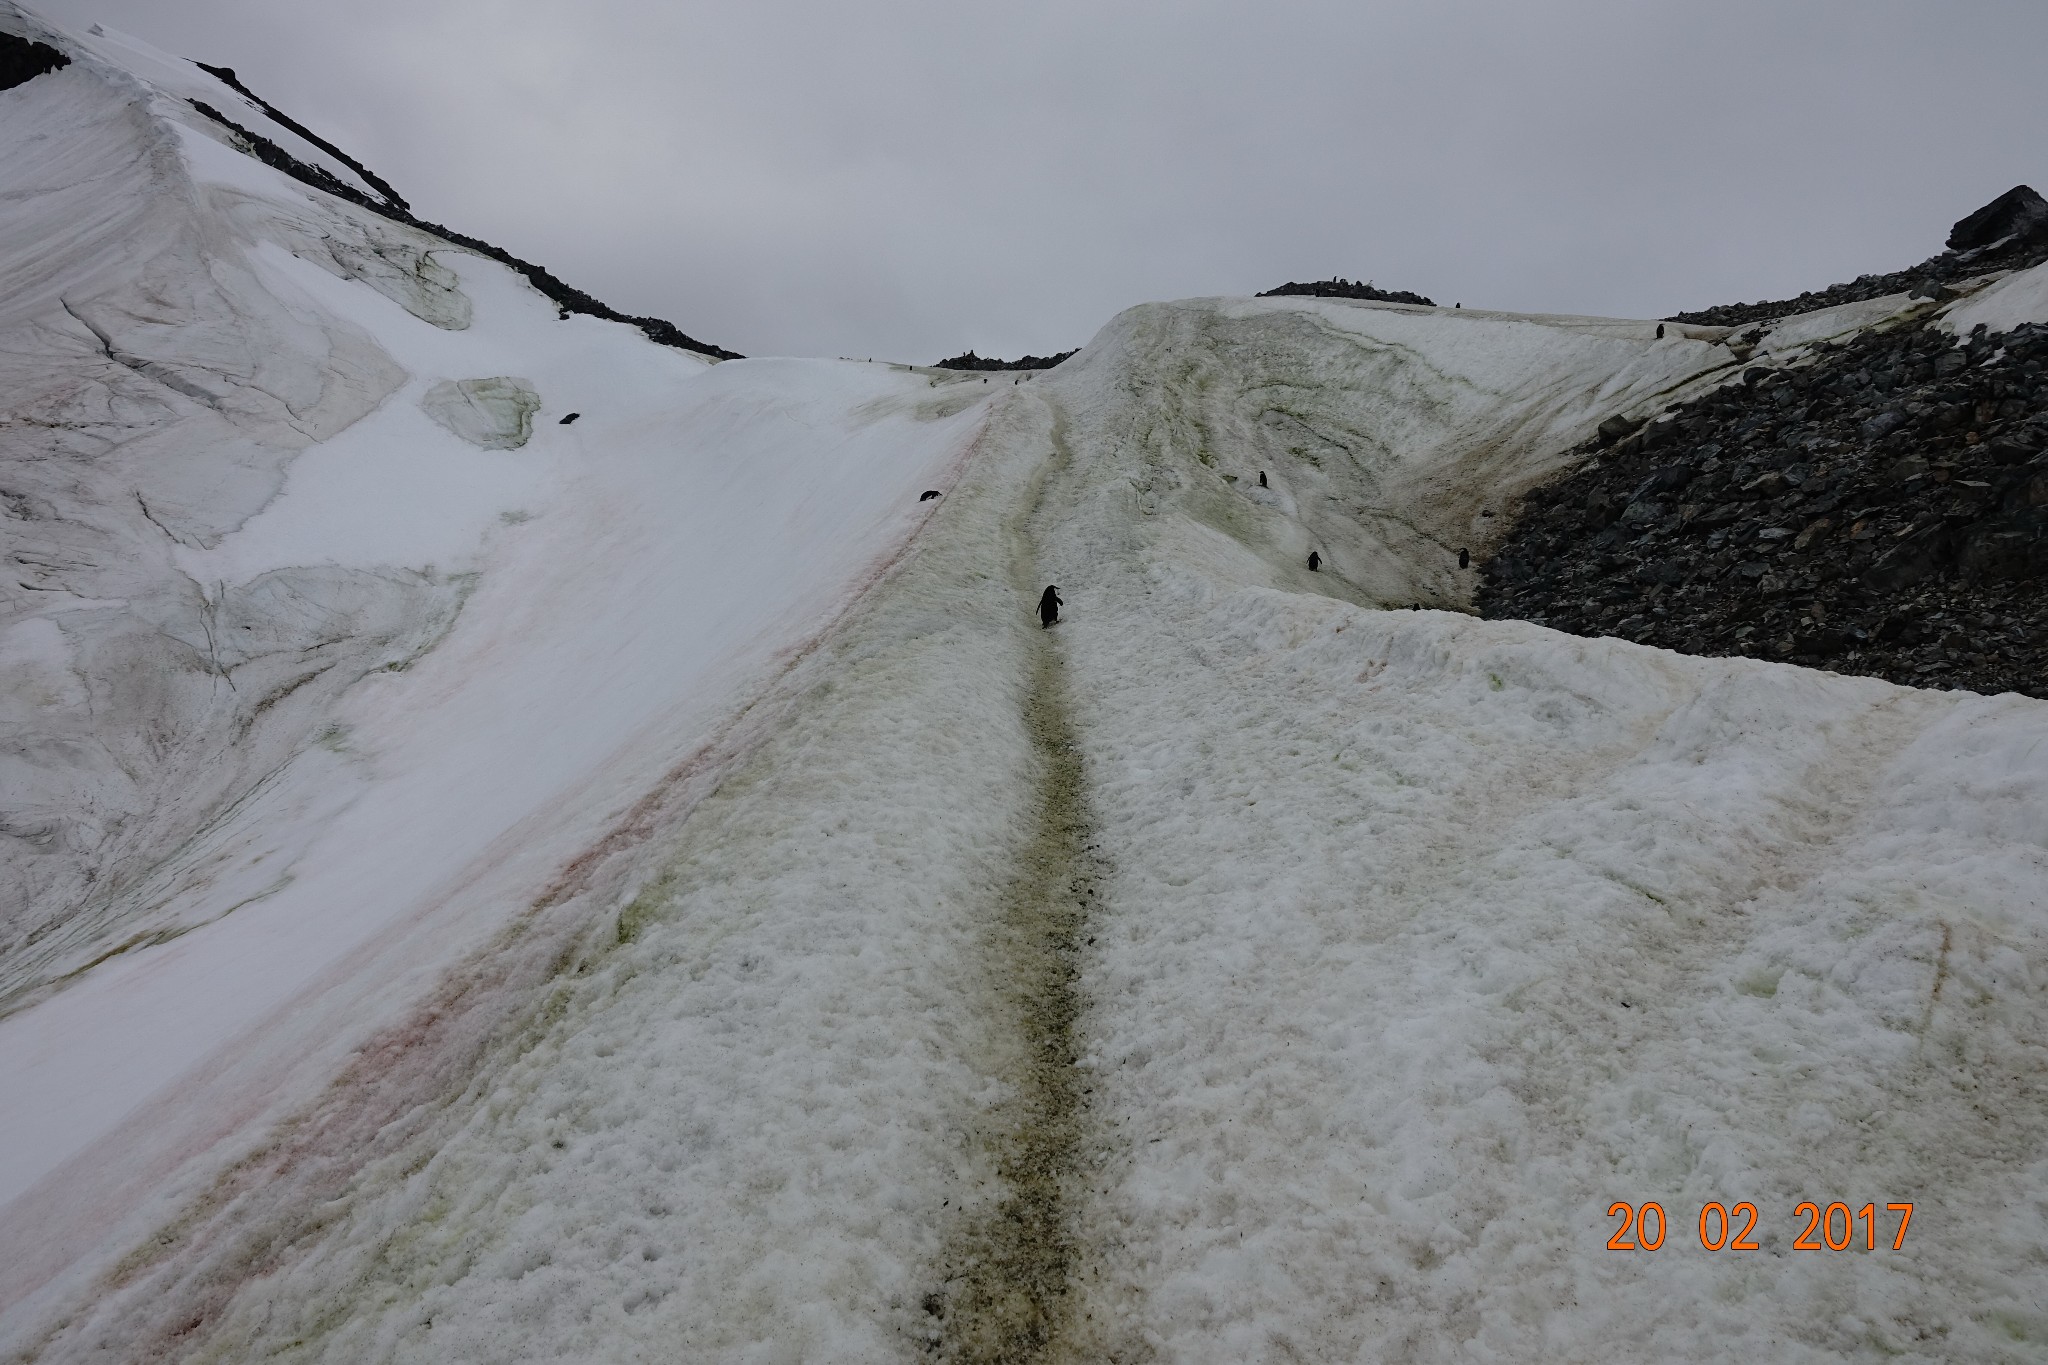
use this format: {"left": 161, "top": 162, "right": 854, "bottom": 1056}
{"left": 925, "top": 394, "right": 1104, "bottom": 1364}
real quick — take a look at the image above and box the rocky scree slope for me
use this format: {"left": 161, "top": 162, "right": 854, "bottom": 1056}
{"left": 1481, "top": 199, "right": 2048, "bottom": 698}
{"left": 1667, "top": 184, "right": 2048, "bottom": 329}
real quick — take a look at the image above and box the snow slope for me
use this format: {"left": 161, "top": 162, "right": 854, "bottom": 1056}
{"left": 4, "top": 5, "right": 2047, "bottom": 1361}
{"left": 15, "top": 272, "right": 2045, "bottom": 1365}
{"left": 0, "top": 2, "right": 989, "bottom": 1332}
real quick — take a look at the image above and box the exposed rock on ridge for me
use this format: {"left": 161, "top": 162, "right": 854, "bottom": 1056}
{"left": 1667, "top": 184, "right": 2048, "bottom": 329}
{"left": 1948, "top": 184, "right": 2048, "bottom": 253}
{"left": 934, "top": 348, "right": 1077, "bottom": 372}
{"left": 0, "top": 27, "right": 62, "bottom": 89}
{"left": 187, "top": 83, "right": 741, "bottom": 361}
{"left": 193, "top": 62, "right": 408, "bottom": 210}
{"left": 1258, "top": 277, "right": 1437, "bottom": 307}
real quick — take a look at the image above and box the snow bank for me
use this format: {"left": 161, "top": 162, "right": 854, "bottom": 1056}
{"left": 1040, "top": 293, "right": 1742, "bottom": 615}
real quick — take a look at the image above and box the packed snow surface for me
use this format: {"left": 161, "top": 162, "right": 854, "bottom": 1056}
{"left": 3, "top": 6, "right": 2047, "bottom": 1362}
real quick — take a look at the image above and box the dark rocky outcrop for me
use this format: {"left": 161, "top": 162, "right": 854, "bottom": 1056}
{"left": 0, "top": 30, "right": 67, "bottom": 90}
{"left": 935, "top": 348, "right": 1077, "bottom": 372}
{"left": 1479, "top": 318, "right": 2048, "bottom": 699}
{"left": 1667, "top": 186, "right": 2048, "bottom": 329}
{"left": 1258, "top": 278, "right": 1436, "bottom": 307}
{"left": 189, "top": 94, "right": 742, "bottom": 361}
{"left": 1948, "top": 185, "right": 2048, "bottom": 253}
{"left": 196, "top": 63, "right": 409, "bottom": 210}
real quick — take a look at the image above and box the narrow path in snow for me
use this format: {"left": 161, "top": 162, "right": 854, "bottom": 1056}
{"left": 930, "top": 398, "right": 1104, "bottom": 1363}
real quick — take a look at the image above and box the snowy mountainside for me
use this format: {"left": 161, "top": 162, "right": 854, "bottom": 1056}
{"left": 16, "top": 278, "right": 2048, "bottom": 1363}
{"left": 0, "top": 1, "right": 982, "bottom": 1335}
{"left": 0, "top": 19, "right": 447, "bottom": 1013}
{"left": 3, "top": 5, "right": 2047, "bottom": 1361}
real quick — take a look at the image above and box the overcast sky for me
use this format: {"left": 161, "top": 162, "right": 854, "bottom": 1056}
{"left": 31, "top": 0, "right": 2048, "bottom": 362}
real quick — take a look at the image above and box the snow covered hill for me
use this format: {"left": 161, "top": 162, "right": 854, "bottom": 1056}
{"left": 0, "top": 1, "right": 982, "bottom": 1340}
{"left": 2, "top": 5, "right": 2045, "bottom": 1362}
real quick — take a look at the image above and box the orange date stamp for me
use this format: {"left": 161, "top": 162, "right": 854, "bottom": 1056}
{"left": 1607, "top": 1200, "right": 1913, "bottom": 1251}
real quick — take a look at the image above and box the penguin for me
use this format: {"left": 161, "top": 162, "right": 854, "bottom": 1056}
{"left": 559, "top": 412, "right": 581, "bottom": 425}
{"left": 1038, "top": 584, "right": 1062, "bottom": 628}
{"left": 920, "top": 490, "right": 942, "bottom": 501}
{"left": 1258, "top": 471, "right": 1269, "bottom": 488}
{"left": 1655, "top": 324, "right": 1665, "bottom": 340}
{"left": 1307, "top": 551, "right": 1321, "bottom": 572}
{"left": 1458, "top": 547, "right": 1470, "bottom": 569}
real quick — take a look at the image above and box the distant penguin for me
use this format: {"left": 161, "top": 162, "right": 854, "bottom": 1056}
{"left": 1038, "top": 584, "right": 1063, "bottom": 628}
{"left": 1458, "top": 547, "right": 1471, "bottom": 568}
{"left": 559, "top": 412, "right": 581, "bottom": 425}
{"left": 1655, "top": 323, "right": 1665, "bottom": 339}
{"left": 1307, "top": 551, "right": 1321, "bottom": 572}
{"left": 1258, "top": 471, "right": 1269, "bottom": 488}
{"left": 920, "top": 490, "right": 943, "bottom": 501}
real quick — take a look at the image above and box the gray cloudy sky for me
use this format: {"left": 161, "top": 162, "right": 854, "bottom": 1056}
{"left": 33, "top": 0, "right": 2048, "bottom": 362}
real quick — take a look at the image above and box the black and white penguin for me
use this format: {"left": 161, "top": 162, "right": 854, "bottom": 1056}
{"left": 1038, "top": 584, "right": 1063, "bottom": 628}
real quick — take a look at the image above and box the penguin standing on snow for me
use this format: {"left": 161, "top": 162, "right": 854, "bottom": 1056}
{"left": 1038, "top": 584, "right": 1063, "bottom": 628}
{"left": 1458, "top": 547, "right": 1470, "bottom": 569}
{"left": 1307, "top": 551, "right": 1321, "bottom": 572}
{"left": 1258, "top": 471, "right": 1269, "bottom": 488}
